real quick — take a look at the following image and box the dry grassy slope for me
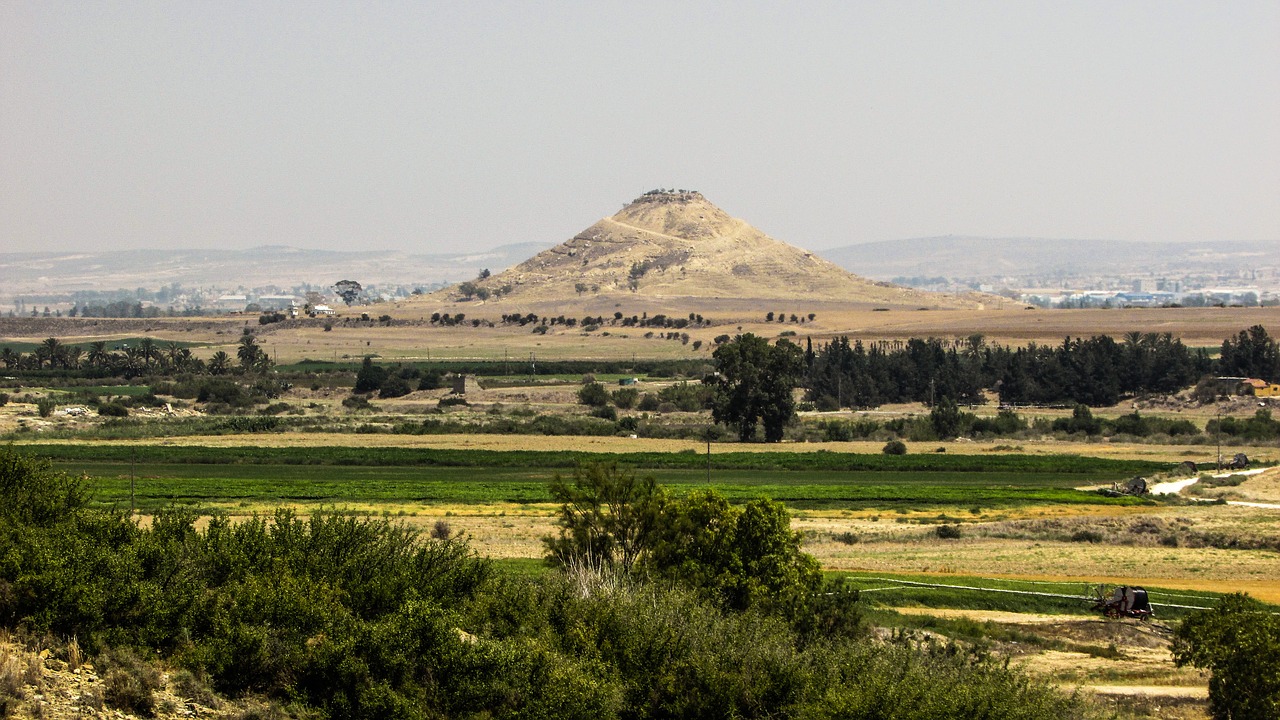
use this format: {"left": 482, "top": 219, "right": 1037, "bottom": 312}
{"left": 412, "top": 191, "right": 995, "bottom": 308}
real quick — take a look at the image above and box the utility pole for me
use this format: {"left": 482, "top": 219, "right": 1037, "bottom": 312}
{"left": 1216, "top": 406, "right": 1223, "bottom": 471}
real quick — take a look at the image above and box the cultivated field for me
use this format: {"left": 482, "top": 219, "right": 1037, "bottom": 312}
{"left": 5, "top": 308, "right": 1280, "bottom": 718}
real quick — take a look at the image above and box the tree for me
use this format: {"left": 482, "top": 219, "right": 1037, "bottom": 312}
{"left": 711, "top": 334, "right": 805, "bottom": 442}
{"left": 236, "top": 334, "right": 264, "bottom": 371}
{"left": 457, "top": 281, "right": 477, "bottom": 300}
{"left": 1220, "top": 325, "right": 1280, "bottom": 381}
{"left": 543, "top": 463, "right": 665, "bottom": 573}
{"left": 354, "top": 357, "right": 388, "bottom": 394}
{"left": 929, "top": 397, "right": 965, "bottom": 439}
{"left": 576, "top": 382, "right": 611, "bottom": 408}
{"left": 646, "top": 490, "right": 822, "bottom": 616}
{"left": 207, "top": 351, "right": 231, "bottom": 375}
{"left": 1173, "top": 593, "right": 1280, "bottom": 719}
{"left": 333, "top": 279, "right": 363, "bottom": 306}
{"left": 87, "top": 341, "right": 111, "bottom": 370}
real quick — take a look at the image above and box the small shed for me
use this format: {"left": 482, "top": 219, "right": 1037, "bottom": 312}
{"left": 451, "top": 374, "right": 482, "bottom": 395}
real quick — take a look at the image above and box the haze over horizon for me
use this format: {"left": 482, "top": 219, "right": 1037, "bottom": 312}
{"left": 2, "top": 2, "right": 1277, "bottom": 256}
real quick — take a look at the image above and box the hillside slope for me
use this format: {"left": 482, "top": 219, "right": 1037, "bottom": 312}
{"left": 439, "top": 190, "right": 989, "bottom": 308}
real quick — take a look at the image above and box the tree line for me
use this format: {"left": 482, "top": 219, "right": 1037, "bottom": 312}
{"left": 804, "top": 326, "right": 1280, "bottom": 410}
{"left": 0, "top": 332, "right": 272, "bottom": 378}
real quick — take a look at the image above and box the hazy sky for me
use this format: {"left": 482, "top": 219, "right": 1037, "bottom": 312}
{"left": 3, "top": 1, "right": 1278, "bottom": 254}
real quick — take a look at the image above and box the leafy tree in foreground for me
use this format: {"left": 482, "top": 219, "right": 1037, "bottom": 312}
{"left": 1173, "top": 593, "right": 1280, "bottom": 719}
{"left": 544, "top": 463, "right": 665, "bottom": 573}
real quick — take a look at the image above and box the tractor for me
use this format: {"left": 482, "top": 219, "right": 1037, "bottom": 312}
{"left": 1091, "top": 585, "right": 1153, "bottom": 620}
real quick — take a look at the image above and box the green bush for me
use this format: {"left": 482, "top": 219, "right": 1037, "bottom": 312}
{"left": 97, "top": 402, "right": 129, "bottom": 417}
{"left": 342, "top": 395, "right": 373, "bottom": 410}
{"left": 611, "top": 387, "right": 639, "bottom": 409}
{"left": 36, "top": 398, "right": 56, "bottom": 417}
{"left": 590, "top": 405, "right": 618, "bottom": 421}
{"left": 935, "top": 524, "right": 963, "bottom": 539}
{"left": 379, "top": 375, "right": 412, "bottom": 398}
{"left": 577, "top": 382, "right": 611, "bottom": 407}
{"left": 883, "top": 440, "right": 908, "bottom": 455}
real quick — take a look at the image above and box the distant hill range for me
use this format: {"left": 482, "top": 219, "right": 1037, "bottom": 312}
{"left": 417, "top": 190, "right": 990, "bottom": 308}
{"left": 0, "top": 243, "right": 550, "bottom": 298}
{"left": 821, "top": 237, "right": 1280, "bottom": 281}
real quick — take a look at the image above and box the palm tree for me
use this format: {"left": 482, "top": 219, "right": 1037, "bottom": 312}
{"left": 64, "top": 345, "right": 83, "bottom": 370}
{"left": 35, "top": 337, "right": 65, "bottom": 368}
{"left": 137, "top": 337, "right": 159, "bottom": 369}
{"left": 172, "top": 347, "right": 195, "bottom": 372}
{"left": 208, "top": 351, "right": 231, "bottom": 376}
{"left": 87, "top": 341, "right": 110, "bottom": 369}
{"left": 237, "top": 334, "right": 261, "bottom": 370}
{"left": 164, "top": 341, "right": 183, "bottom": 370}
{"left": 0, "top": 347, "right": 19, "bottom": 369}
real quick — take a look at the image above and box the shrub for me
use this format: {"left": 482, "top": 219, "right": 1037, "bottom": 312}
{"left": 611, "top": 388, "right": 639, "bottom": 409}
{"left": 882, "top": 440, "right": 907, "bottom": 455}
{"left": 637, "top": 393, "right": 660, "bottom": 411}
{"left": 99, "top": 648, "right": 161, "bottom": 716}
{"left": 657, "top": 381, "right": 710, "bottom": 411}
{"left": 36, "top": 399, "right": 56, "bottom": 417}
{"left": 1070, "top": 529, "right": 1104, "bottom": 543}
{"left": 342, "top": 395, "right": 372, "bottom": 410}
{"left": 379, "top": 375, "right": 412, "bottom": 399}
{"left": 97, "top": 402, "right": 129, "bottom": 417}
{"left": 431, "top": 520, "right": 452, "bottom": 540}
{"left": 0, "top": 393, "right": 8, "bottom": 407}
{"left": 935, "top": 524, "right": 963, "bottom": 539}
{"left": 577, "top": 382, "right": 611, "bottom": 407}
{"left": 171, "top": 669, "right": 218, "bottom": 708}
{"left": 438, "top": 396, "right": 469, "bottom": 408}
{"left": 590, "top": 405, "right": 618, "bottom": 421}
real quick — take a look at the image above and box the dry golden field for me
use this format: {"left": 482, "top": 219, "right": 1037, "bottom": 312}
{"left": 3, "top": 305, "right": 1278, "bottom": 363}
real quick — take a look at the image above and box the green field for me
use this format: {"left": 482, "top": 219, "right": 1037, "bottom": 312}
{"left": 27, "top": 445, "right": 1164, "bottom": 513}
{"left": 834, "top": 570, "right": 1275, "bottom": 621}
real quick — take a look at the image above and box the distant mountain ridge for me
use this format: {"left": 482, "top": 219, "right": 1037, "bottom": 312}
{"left": 820, "top": 236, "right": 1280, "bottom": 280}
{"left": 0, "top": 243, "right": 551, "bottom": 297}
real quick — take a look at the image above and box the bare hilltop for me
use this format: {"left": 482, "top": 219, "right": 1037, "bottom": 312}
{"left": 420, "top": 190, "right": 994, "bottom": 310}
